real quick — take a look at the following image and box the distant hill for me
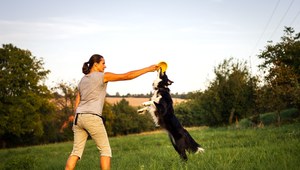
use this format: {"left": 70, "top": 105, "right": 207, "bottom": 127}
{"left": 105, "top": 97, "right": 186, "bottom": 107}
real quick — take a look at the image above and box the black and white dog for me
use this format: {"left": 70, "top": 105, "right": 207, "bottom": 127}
{"left": 138, "top": 69, "right": 204, "bottom": 161}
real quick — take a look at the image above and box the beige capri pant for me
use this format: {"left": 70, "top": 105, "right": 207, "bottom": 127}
{"left": 70, "top": 113, "right": 112, "bottom": 159}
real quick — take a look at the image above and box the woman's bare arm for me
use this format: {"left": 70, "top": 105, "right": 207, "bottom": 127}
{"left": 103, "top": 65, "right": 158, "bottom": 83}
{"left": 74, "top": 92, "right": 80, "bottom": 113}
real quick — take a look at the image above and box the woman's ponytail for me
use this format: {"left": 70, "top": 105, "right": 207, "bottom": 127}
{"left": 82, "top": 62, "right": 90, "bottom": 74}
{"left": 82, "top": 54, "right": 103, "bottom": 74}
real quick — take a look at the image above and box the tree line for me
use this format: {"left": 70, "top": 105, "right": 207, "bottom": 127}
{"left": 0, "top": 27, "right": 299, "bottom": 148}
{"left": 106, "top": 91, "right": 189, "bottom": 99}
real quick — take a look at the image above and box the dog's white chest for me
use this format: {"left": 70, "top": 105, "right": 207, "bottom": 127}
{"left": 151, "top": 90, "right": 161, "bottom": 103}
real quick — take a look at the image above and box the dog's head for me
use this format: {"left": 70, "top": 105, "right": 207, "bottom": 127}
{"left": 153, "top": 68, "right": 173, "bottom": 89}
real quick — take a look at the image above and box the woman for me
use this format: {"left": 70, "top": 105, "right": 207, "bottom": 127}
{"left": 65, "top": 54, "right": 158, "bottom": 170}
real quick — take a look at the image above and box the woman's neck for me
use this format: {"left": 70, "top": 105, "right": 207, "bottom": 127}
{"left": 90, "top": 67, "right": 98, "bottom": 73}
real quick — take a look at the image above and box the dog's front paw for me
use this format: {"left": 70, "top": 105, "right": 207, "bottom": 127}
{"left": 137, "top": 107, "right": 148, "bottom": 114}
{"left": 142, "top": 101, "right": 153, "bottom": 106}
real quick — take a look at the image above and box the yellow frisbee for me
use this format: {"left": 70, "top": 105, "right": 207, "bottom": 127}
{"left": 157, "top": 61, "right": 167, "bottom": 73}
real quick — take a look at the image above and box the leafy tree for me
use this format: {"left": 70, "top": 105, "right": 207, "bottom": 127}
{"left": 0, "top": 44, "right": 52, "bottom": 147}
{"left": 51, "top": 81, "right": 77, "bottom": 140}
{"left": 52, "top": 81, "right": 77, "bottom": 113}
{"left": 175, "top": 101, "right": 204, "bottom": 126}
{"left": 200, "top": 58, "right": 257, "bottom": 125}
{"left": 110, "top": 98, "right": 154, "bottom": 136}
{"left": 258, "top": 27, "right": 300, "bottom": 124}
{"left": 102, "top": 102, "right": 116, "bottom": 136}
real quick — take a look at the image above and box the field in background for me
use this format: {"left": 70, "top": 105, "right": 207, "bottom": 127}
{"left": 1, "top": 123, "right": 299, "bottom": 170}
{"left": 105, "top": 97, "right": 186, "bottom": 107}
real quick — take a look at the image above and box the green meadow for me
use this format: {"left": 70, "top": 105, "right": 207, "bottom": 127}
{"left": 1, "top": 123, "right": 300, "bottom": 170}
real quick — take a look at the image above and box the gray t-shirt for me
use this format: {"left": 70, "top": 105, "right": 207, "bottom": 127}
{"left": 76, "top": 72, "right": 107, "bottom": 115}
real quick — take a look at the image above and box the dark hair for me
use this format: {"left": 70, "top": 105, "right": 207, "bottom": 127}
{"left": 82, "top": 54, "right": 103, "bottom": 74}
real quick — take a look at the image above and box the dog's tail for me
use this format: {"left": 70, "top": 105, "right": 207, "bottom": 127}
{"left": 195, "top": 147, "right": 205, "bottom": 154}
{"left": 183, "top": 129, "right": 205, "bottom": 154}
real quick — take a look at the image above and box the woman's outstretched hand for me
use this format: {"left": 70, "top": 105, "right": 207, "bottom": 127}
{"left": 148, "top": 64, "right": 160, "bottom": 72}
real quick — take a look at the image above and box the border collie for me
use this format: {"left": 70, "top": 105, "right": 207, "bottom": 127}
{"left": 138, "top": 69, "right": 204, "bottom": 161}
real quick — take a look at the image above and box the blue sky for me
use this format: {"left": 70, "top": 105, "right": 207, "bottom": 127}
{"left": 1, "top": 0, "right": 300, "bottom": 95}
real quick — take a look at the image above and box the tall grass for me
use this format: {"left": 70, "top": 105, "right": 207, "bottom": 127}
{"left": 1, "top": 124, "right": 300, "bottom": 170}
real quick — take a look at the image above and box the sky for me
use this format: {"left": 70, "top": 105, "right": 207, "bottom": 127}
{"left": 1, "top": 0, "right": 300, "bottom": 95}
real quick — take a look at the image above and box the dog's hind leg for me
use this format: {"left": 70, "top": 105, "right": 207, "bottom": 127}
{"left": 176, "top": 144, "right": 188, "bottom": 161}
{"left": 168, "top": 133, "right": 188, "bottom": 161}
{"left": 168, "top": 133, "right": 179, "bottom": 151}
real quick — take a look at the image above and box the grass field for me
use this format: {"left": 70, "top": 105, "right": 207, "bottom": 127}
{"left": 1, "top": 123, "right": 300, "bottom": 170}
